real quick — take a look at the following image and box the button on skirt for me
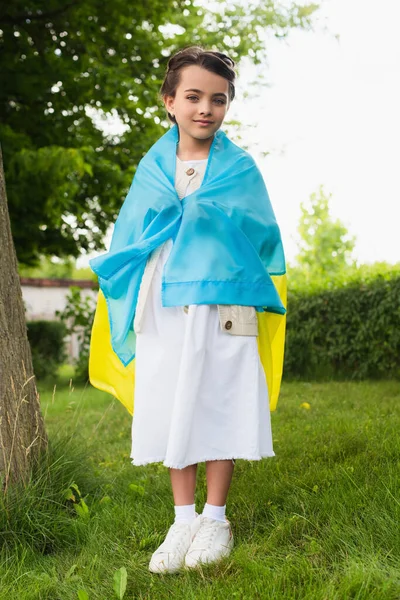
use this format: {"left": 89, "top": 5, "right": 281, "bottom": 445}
{"left": 130, "top": 240, "right": 275, "bottom": 469}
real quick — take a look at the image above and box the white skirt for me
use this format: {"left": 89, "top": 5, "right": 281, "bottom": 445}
{"left": 130, "top": 239, "right": 275, "bottom": 469}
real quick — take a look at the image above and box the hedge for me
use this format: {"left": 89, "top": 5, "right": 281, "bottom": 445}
{"left": 284, "top": 273, "right": 400, "bottom": 380}
{"left": 27, "top": 320, "right": 67, "bottom": 380}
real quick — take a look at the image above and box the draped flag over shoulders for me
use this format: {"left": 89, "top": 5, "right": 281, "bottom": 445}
{"left": 89, "top": 124, "right": 287, "bottom": 414}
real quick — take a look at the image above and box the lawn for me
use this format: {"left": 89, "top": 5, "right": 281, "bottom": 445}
{"left": 1, "top": 378, "right": 400, "bottom": 599}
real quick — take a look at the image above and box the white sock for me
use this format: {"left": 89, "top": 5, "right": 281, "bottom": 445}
{"left": 174, "top": 503, "right": 196, "bottom": 524}
{"left": 202, "top": 502, "right": 227, "bottom": 523}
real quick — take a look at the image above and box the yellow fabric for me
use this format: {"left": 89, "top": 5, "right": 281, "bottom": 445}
{"left": 89, "top": 291, "right": 135, "bottom": 415}
{"left": 89, "top": 277, "right": 287, "bottom": 415}
{"left": 257, "top": 274, "right": 287, "bottom": 412}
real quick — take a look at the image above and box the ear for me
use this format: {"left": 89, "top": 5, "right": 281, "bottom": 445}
{"left": 163, "top": 94, "right": 175, "bottom": 117}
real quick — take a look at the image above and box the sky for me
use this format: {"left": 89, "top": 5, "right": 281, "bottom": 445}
{"left": 229, "top": 0, "right": 400, "bottom": 265}
{"left": 82, "top": 0, "right": 400, "bottom": 267}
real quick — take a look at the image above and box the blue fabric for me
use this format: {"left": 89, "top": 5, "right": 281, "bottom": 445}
{"left": 90, "top": 124, "right": 286, "bottom": 366}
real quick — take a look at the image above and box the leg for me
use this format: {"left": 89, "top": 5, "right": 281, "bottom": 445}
{"left": 184, "top": 459, "right": 235, "bottom": 568}
{"left": 205, "top": 459, "right": 235, "bottom": 506}
{"left": 149, "top": 464, "right": 200, "bottom": 574}
{"left": 169, "top": 464, "right": 198, "bottom": 505}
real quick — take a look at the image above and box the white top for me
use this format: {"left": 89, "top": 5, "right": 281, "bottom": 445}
{"left": 177, "top": 157, "right": 208, "bottom": 163}
{"left": 174, "top": 156, "right": 208, "bottom": 202}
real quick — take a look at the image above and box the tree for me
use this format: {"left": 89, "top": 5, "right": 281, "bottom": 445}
{"left": 0, "top": 146, "right": 47, "bottom": 489}
{"left": 0, "top": 0, "right": 319, "bottom": 264}
{"left": 291, "top": 185, "right": 356, "bottom": 288}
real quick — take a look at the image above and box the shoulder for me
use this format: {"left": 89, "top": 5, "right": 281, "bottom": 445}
{"left": 218, "top": 129, "right": 258, "bottom": 170}
{"left": 137, "top": 125, "right": 178, "bottom": 169}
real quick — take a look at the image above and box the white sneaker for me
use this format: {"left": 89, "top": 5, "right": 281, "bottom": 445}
{"left": 184, "top": 515, "right": 234, "bottom": 568}
{"left": 149, "top": 514, "right": 201, "bottom": 573}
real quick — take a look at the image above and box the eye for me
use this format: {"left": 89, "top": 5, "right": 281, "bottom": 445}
{"left": 214, "top": 98, "right": 226, "bottom": 105}
{"left": 187, "top": 95, "right": 198, "bottom": 101}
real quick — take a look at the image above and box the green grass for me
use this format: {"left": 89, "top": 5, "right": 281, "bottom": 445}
{"left": 1, "top": 378, "right": 400, "bottom": 599}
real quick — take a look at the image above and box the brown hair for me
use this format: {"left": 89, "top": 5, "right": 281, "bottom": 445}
{"left": 160, "top": 46, "right": 236, "bottom": 123}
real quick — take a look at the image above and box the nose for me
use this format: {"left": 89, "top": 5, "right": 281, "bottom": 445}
{"left": 199, "top": 100, "right": 212, "bottom": 116}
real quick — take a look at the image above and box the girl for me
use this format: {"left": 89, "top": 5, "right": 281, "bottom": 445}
{"left": 89, "top": 46, "right": 287, "bottom": 574}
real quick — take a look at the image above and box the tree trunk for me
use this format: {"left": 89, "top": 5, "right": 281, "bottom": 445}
{"left": 0, "top": 145, "right": 47, "bottom": 490}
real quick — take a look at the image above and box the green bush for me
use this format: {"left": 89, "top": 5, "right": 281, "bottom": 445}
{"left": 284, "top": 272, "right": 400, "bottom": 380}
{"left": 56, "top": 287, "right": 96, "bottom": 383}
{"left": 27, "top": 320, "right": 67, "bottom": 380}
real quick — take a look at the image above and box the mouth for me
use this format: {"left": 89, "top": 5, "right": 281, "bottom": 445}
{"left": 194, "top": 120, "right": 213, "bottom": 126}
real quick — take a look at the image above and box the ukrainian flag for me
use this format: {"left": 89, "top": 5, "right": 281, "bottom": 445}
{"left": 89, "top": 275, "right": 287, "bottom": 415}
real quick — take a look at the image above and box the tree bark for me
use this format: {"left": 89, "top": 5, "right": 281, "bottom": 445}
{"left": 0, "top": 145, "right": 47, "bottom": 490}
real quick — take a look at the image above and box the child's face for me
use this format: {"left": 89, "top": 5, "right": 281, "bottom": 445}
{"left": 164, "top": 65, "right": 230, "bottom": 142}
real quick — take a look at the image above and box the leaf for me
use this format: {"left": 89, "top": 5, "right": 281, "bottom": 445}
{"left": 70, "top": 483, "right": 82, "bottom": 496}
{"left": 128, "top": 483, "right": 145, "bottom": 496}
{"left": 113, "top": 567, "right": 128, "bottom": 599}
{"left": 99, "top": 495, "right": 112, "bottom": 505}
{"left": 77, "top": 591, "right": 89, "bottom": 600}
{"left": 74, "top": 498, "right": 90, "bottom": 519}
{"left": 63, "top": 488, "right": 76, "bottom": 502}
{"left": 65, "top": 564, "right": 78, "bottom": 580}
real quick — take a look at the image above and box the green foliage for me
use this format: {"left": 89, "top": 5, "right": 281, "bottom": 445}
{"left": 27, "top": 320, "right": 67, "bottom": 379}
{"left": 289, "top": 259, "right": 400, "bottom": 295}
{"left": 19, "top": 256, "right": 75, "bottom": 279}
{"left": 1, "top": 380, "right": 400, "bottom": 598}
{"left": 71, "top": 266, "right": 97, "bottom": 282}
{"left": 63, "top": 483, "right": 91, "bottom": 521}
{"left": 57, "top": 287, "right": 96, "bottom": 382}
{"left": 113, "top": 567, "right": 127, "bottom": 600}
{"left": 1, "top": 0, "right": 319, "bottom": 264}
{"left": 289, "top": 184, "right": 400, "bottom": 294}
{"left": 285, "top": 271, "right": 400, "bottom": 380}
{"left": 19, "top": 256, "right": 97, "bottom": 281}
{"left": 292, "top": 185, "right": 356, "bottom": 288}
{"left": 0, "top": 433, "right": 99, "bottom": 554}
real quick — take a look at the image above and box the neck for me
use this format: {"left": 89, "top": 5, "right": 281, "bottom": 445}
{"left": 176, "top": 128, "right": 214, "bottom": 160}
